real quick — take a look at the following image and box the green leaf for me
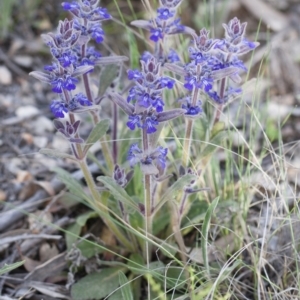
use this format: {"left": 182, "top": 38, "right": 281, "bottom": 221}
{"left": 202, "top": 197, "right": 219, "bottom": 277}
{"left": 0, "top": 261, "right": 25, "bottom": 276}
{"left": 211, "top": 121, "right": 225, "bottom": 138}
{"left": 201, "top": 131, "right": 228, "bottom": 159}
{"left": 84, "top": 119, "right": 110, "bottom": 153}
{"left": 108, "top": 289, "right": 123, "bottom": 300}
{"left": 66, "top": 211, "right": 98, "bottom": 251}
{"left": 71, "top": 267, "right": 123, "bottom": 300}
{"left": 153, "top": 174, "right": 197, "bottom": 214}
{"left": 96, "top": 176, "right": 138, "bottom": 212}
{"left": 39, "top": 148, "right": 76, "bottom": 161}
{"left": 52, "top": 166, "right": 92, "bottom": 203}
{"left": 127, "top": 253, "right": 144, "bottom": 275}
{"left": 119, "top": 272, "right": 133, "bottom": 300}
{"left": 98, "top": 64, "right": 120, "bottom": 97}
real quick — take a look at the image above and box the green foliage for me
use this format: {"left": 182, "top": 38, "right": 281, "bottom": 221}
{"left": 0, "top": 0, "right": 16, "bottom": 39}
{"left": 71, "top": 267, "right": 125, "bottom": 300}
{"left": 84, "top": 119, "right": 110, "bottom": 154}
{"left": 0, "top": 261, "right": 25, "bottom": 276}
{"left": 52, "top": 166, "right": 92, "bottom": 203}
{"left": 118, "top": 271, "right": 134, "bottom": 300}
{"left": 202, "top": 197, "right": 219, "bottom": 277}
{"left": 39, "top": 148, "right": 76, "bottom": 161}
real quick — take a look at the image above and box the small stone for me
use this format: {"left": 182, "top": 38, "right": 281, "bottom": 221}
{"left": 0, "top": 65, "right": 12, "bottom": 85}
{"left": 13, "top": 55, "right": 33, "bottom": 67}
{"left": 0, "top": 190, "right": 7, "bottom": 201}
{"left": 21, "top": 132, "right": 34, "bottom": 144}
{"left": 16, "top": 105, "right": 39, "bottom": 118}
{"left": 31, "top": 116, "right": 54, "bottom": 134}
{"left": 33, "top": 136, "right": 48, "bottom": 148}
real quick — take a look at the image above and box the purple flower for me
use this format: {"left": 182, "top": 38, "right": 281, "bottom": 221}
{"left": 75, "top": 93, "right": 92, "bottom": 106}
{"left": 157, "top": 8, "right": 174, "bottom": 20}
{"left": 89, "top": 25, "right": 105, "bottom": 43}
{"left": 64, "top": 75, "right": 78, "bottom": 91}
{"left": 152, "top": 146, "right": 168, "bottom": 170}
{"left": 128, "top": 70, "right": 143, "bottom": 81}
{"left": 182, "top": 103, "right": 202, "bottom": 116}
{"left": 150, "top": 28, "right": 163, "bottom": 42}
{"left": 184, "top": 76, "right": 196, "bottom": 91}
{"left": 127, "top": 115, "right": 142, "bottom": 131}
{"left": 141, "top": 51, "right": 153, "bottom": 62}
{"left": 144, "top": 115, "right": 159, "bottom": 134}
{"left": 58, "top": 51, "right": 77, "bottom": 68}
{"left": 198, "top": 75, "right": 213, "bottom": 92}
{"left": 127, "top": 143, "right": 143, "bottom": 167}
{"left": 62, "top": 2, "right": 80, "bottom": 10}
{"left": 94, "top": 7, "right": 111, "bottom": 19}
{"left": 137, "top": 92, "right": 151, "bottom": 108}
{"left": 50, "top": 100, "right": 68, "bottom": 118}
{"left": 168, "top": 49, "right": 180, "bottom": 63}
{"left": 152, "top": 97, "right": 164, "bottom": 112}
{"left": 68, "top": 93, "right": 92, "bottom": 111}
{"left": 158, "top": 77, "right": 175, "bottom": 89}
{"left": 51, "top": 78, "right": 65, "bottom": 93}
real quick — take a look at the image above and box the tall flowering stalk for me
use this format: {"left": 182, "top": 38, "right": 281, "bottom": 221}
{"left": 30, "top": 1, "right": 134, "bottom": 251}
{"left": 29, "top": 0, "right": 260, "bottom": 297}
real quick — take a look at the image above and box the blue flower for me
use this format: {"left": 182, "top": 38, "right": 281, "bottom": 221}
{"left": 150, "top": 28, "right": 163, "bottom": 42}
{"left": 62, "top": 2, "right": 80, "bottom": 10}
{"left": 127, "top": 115, "right": 142, "bottom": 131}
{"left": 128, "top": 70, "right": 143, "bottom": 81}
{"left": 51, "top": 78, "right": 65, "bottom": 93}
{"left": 58, "top": 51, "right": 77, "bottom": 68}
{"left": 74, "top": 93, "right": 91, "bottom": 106}
{"left": 152, "top": 97, "right": 164, "bottom": 113}
{"left": 89, "top": 25, "right": 105, "bottom": 43}
{"left": 182, "top": 103, "right": 202, "bottom": 116}
{"left": 94, "top": 7, "right": 111, "bottom": 19}
{"left": 127, "top": 143, "right": 143, "bottom": 167}
{"left": 127, "top": 87, "right": 137, "bottom": 103}
{"left": 158, "top": 77, "right": 175, "bottom": 89}
{"left": 141, "top": 51, "right": 153, "bottom": 62}
{"left": 157, "top": 8, "right": 174, "bottom": 20}
{"left": 184, "top": 76, "right": 196, "bottom": 91}
{"left": 152, "top": 146, "right": 168, "bottom": 170}
{"left": 198, "top": 75, "right": 213, "bottom": 92}
{"left": 68, "top": 93, "right": 92, "bottom": 111}
{"left": 137, "top": 92, "right": 151, "bottom": 108}
{"left": 144, "top": 115, "right": 159, "bottom": 134}
{"left": 63, "top": 75, "right": 78, "bottom": 91}
{"left": 50, "top": 100, "right": 68, "bottom": 118}
{"left": 168, "top": 49, "right": 180, "bottom": 63}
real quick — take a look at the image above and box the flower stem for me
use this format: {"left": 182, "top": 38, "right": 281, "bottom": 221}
{"left": 78, "top": 158, "right": 135, "bottom": 252}
{"left": 182, "top": 86, "right": 199, "bottom": 167}
{"left": 142, "top": 127, "right": 152, "bottom": 300}
{"left": 213, "top": 77, "right": 227, "bottom": 125}
{"left": 81, "top": 44, "right": 114, "bottom": 172}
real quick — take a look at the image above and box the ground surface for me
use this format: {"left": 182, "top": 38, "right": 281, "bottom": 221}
{"left": 1, "top": 0, "right": 300, "bottom": 299}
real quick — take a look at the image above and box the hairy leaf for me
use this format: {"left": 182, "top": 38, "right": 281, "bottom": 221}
{"left": 0, "top": 261, "right": 25, "bottom": 276}
{"left": 71, "top": 268, "right": 123, "bottom": 300}
{"left": 39, "top": 148, "right": 76, "bottom": 161}
{"left": 202, "top": 197, "right": 219, "bottom": 277}
{"left": 84, "top": 119, "right": 110, "bottom": 153}
{"left": 96, "top": 176, "right": 138, "bottom": 212}
{"left": 119, "top": 272, "right": 133, "bottom": 300}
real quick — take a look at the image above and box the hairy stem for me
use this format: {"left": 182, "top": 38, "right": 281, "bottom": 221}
{"left": 78, "top": 158, "right": 135, "bottom": 252}
{"left": 112, "top": 102, "right": 118, "bottom": 164}
{"left": 213, "top": 77, "right": 227, "bottom": 125}
{"left": 142, "top": 126, "right": 152, "bottom": 300}
{"left": 81, "top": 44, "right": 114, "bottom": 172}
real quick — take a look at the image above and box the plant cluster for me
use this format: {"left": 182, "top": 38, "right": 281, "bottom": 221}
{"left": 30, "top": 0, "right": 259, "bottom": 298}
